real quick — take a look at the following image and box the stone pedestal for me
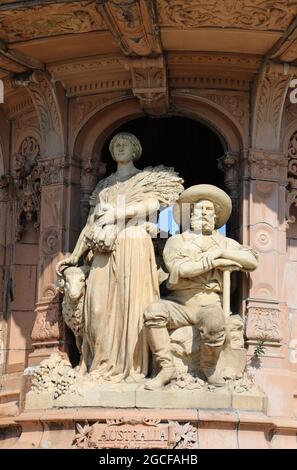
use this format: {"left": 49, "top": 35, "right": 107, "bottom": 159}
{"left": 2, "top": 407, "right": 297, "bottom": 449}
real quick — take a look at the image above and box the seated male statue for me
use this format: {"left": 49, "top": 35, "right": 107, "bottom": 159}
{"left": 144, "top": 184, "right": 258, "bottom": 390}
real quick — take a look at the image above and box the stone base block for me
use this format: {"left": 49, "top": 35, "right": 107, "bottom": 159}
{"left": 24, "top": 382, "right": 267, "bottom": 412}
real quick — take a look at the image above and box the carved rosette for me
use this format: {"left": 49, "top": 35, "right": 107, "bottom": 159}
{"left": 286, "top": 131, "right": 297, "bottom": 225}
{"left": 12, "top": 136, "right": 41, "bottom": 241}
{"left": 246, "top": 305, "right": 282, "bottom": 343}
{"left": 73, "top": 418, "right": 197, "bottom": 449}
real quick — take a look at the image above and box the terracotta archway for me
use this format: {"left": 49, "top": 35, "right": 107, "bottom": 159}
{"left": 74, "top": 93, "right": 244, "bottom": 162}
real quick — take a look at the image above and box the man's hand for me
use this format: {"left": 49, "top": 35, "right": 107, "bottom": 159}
{"left": 212, "top": 258, "right": 242, "bottom": 271}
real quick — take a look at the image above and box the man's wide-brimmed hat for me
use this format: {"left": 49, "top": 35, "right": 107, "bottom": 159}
{"left": 173, "top": 184, "right": 232, "bottom": 229}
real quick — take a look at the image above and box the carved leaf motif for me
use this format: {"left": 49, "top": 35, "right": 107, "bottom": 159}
{"left": 286, "top": 131, "right": 297, "bottom": 224}
{"left": 170, "top": 421, "right": 197, "bottom": 449}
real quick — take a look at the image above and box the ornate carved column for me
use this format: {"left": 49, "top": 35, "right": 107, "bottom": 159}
{"left": 29, "top": 156, "right": 70, "bottom": 365}
{"left": 11, "top": 70, "right": 69, "bottom": 365}
{"left": 240, "top": 58, "right": 297, "bottom": 415}
{"left": 217, "top": 151, "right": 240, "bottom": 240}
{"left": 243, "top": 149, "right": 287, "bottom": 352}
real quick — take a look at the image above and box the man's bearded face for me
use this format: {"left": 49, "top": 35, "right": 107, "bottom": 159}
{"left": 191, "top": 200, "right": 216, "bottom": 234}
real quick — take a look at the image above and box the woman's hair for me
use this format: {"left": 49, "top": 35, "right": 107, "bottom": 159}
{"left": 109, "top": 132, "right": 142, "bottom": 161}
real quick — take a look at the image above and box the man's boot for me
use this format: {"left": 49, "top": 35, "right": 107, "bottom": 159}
{"left": 145, "top": 327, "right": 177, "bottom": 390}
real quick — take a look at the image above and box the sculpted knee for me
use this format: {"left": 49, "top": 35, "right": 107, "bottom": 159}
{"left": 144, "top": 301, "right": 169, "bottom": 328}
{"left": 197, "top": 304, "right": 225, "bottom": 347}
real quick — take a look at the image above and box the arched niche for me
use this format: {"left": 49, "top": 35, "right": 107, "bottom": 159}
{"left": 74, "top": 92, "right": 244, "bottom": 162}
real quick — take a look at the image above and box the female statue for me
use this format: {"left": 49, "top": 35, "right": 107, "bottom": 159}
{"left": 57, "top": 132, "right": 184, "bottom": 383}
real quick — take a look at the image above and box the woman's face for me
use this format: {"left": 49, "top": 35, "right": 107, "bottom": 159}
{"left": 112, "top": 137, "right": 134, "bottom": 163}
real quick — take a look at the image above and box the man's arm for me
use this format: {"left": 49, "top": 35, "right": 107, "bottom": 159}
{"left": 218, "top": 239, "right": 258, "bottom": 271}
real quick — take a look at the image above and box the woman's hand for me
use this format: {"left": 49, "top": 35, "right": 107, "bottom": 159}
{"left": 97, "top": 208, "right": 117, "bottom": 226}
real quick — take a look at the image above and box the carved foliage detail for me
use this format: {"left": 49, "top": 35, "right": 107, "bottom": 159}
{"left": 254, "top": 72, "right": 290, "bottom": 150}
{"left": 128, "top": 56, "right": 168, "bottom": 114}
{"left": 0, "top": 2, "right": 106, "bottom": 41}
{"left": 13, "top": 71, "right": 64, "bottom": 158}
{"left": 157, "top": 0, "right": 297, "bottom": 31}
{"left": 13, "top": 136, "right": 41, "bottom": 241}
{"left": 246, "top": 307, "right": 282, "bottom": 342}
{"left": 286, "top": 131, "right": 297, "bottom": 225}
{"left": 73, "top": 419, "right": 197, "bottom": 449}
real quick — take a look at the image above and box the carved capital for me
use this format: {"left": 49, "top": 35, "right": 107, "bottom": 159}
{"left": 247, "top": 148, "right": 287, "bottom": 182}
{"left": 97, "top": 0, "right": 162, "bottom": 56}
{"left": 38, "top": 156, "right": 70, "bottom": 187}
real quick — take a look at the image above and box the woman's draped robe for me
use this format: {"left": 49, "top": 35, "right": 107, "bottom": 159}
{"left": 83, "top": 166, "right": 184, "bottom": 382}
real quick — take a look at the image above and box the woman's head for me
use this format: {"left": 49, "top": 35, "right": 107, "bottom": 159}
{"left": 109, "top": 132, "right": 142, "bottom": 163}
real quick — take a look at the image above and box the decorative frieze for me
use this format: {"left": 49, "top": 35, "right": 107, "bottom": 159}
{"left": 157, "top": 0, "right": 297, "bottom": 31}
{"left": 0, "top": 2, "right": 107, "bottom": 42}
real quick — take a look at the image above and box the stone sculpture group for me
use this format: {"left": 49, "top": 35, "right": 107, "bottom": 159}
{"left": 27, "top": 132, "right": 259, "bottom": 405}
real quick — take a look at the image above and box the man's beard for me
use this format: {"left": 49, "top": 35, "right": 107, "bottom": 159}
{"left": 191, "top": 217, "right": 214, "bottom": 234}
